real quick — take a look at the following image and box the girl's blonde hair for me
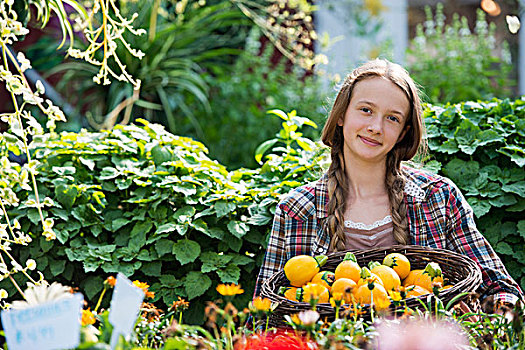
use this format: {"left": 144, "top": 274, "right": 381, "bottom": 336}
{"left": 321, "top": 59, "right": 425, "bottom": 251}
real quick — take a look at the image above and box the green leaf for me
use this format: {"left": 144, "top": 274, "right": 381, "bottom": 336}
{"left": 488, "top": 194, "right": 517, "bottom": 208}
{"left": 517, "top": 221, "right": 525, "bottom": 240}
{"left": 495, "top": 242, "right": 514, "bottom": 256}
{"left": 82, "top": 276, "right": 104, "bottom": 300}
{"left": 54, "top": 184, "right": 78, "bottom": 210}
{"left": 111, "top": 218, "right": 129, "bottom": 231}
{"left": 216, "top": 264, "right": 241, "bottom": 284}
{"left": 497, "top": 146, "right": 525, "bottom": 167}
{"left": 184, "top": 271, "right": 212, "bottom": 300}
{"left": 466, "top": 197, "right": 491, "bottom": 217}
{"left": 172, "top": 239, "right": 201, "bottom": 265}
{"left": 173, "top": 206, "right": 196, "bottom": 222}
{"left": 227, "top": 220, "right": 249, "bottom": 238}
{"left": 267, "top": 109, "right": 289, "bottom": 121}
{"left": 155, "top": 223, "right": 179, "bottom": 235}
{"left": 254, "top": 139, "right": 279, "bottom": 164}
{"left": 142, "top": 261, "right": 162, "bottom": 276}
{"left": 129, "top": 221, "right": 153, "bottom": 252}
{"left": 214, "top": 201, "right": 236, "bottom": 218}
{"left": 507, "top": 199, "right": 525, "bottom": 212}
{"left": 99, "top": 167, "right": 119, "bottom": 180}
{"left": 155, "top": 239, "right": 174, "bottom": 257}
{"left": 200, "top": 252, "right": 233, "bottom": 273}
{"left": 501, "top": 181, "right": 525, "bottom": 197}
{"left": 442, "top": 159, "right": 479, "bottom": 187}
{"left": 49, "top": 259, "right": 66, "bottom": 276}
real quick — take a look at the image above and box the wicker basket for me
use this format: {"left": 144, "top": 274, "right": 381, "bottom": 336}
{"left": 260, "top": 245, "right": 482, "bottom": 327}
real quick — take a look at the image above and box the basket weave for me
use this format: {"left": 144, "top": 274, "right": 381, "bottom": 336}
{"left": 260, "top": 245, "right": 482, "bottom": 327}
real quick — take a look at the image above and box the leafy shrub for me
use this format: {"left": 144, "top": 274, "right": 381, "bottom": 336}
{"left": 406, "top": 3, "right": 515, "bottom": 104}
{"left": 423, "top": 98, "right": 525, "bottom": 290}
{"left": 5, "top": 110, "right": 322, "bottom": 325}
{"left": 194, "top": 29, "right": 327, "bottom": 169}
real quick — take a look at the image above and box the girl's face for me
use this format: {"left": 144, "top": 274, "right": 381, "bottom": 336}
{"left": 338, "top": 77, "right": 410, "bottom": 165}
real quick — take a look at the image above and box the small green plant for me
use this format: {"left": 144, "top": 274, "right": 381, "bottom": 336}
{"left": 407, "top": 3, "right": 515, "bottom": 104}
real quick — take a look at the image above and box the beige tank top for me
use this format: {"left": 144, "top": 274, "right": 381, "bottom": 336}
{"left": 329, "top": 216, "right": 396, "bottom": 252}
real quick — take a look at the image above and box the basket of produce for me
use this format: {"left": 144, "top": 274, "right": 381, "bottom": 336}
{"left": 260, "top": 245, "right": 482, "bottom": 327}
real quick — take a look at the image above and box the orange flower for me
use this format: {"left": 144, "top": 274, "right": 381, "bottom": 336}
{"left": 133, "top": 280, "right": 155, "bottom": 299}
{"left": 216, "top": 283, "right": 244, "bottom": 296}
{"left": 81, "top": 309, "right": 96, "bottom": 326}
{"left": 105, "top": 276, "right": 116, "bottom": 287}
{"left": 250, "top": 297, "right": 273, "bottom": 313}
{"left": 170, "top": 297, "right": 190, "bottom": 313}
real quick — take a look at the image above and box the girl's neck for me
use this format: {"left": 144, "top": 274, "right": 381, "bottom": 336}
{"left": 345, "top": 157, "right": 387, "bottom": 199}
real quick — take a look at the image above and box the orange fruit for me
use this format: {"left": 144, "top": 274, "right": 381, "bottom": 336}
{"left": 310, "top": 271, "right": 336, "bottom": 291}
{"left": 353, "top": 282, "right": 389, "bottom": 306}
{"left": 279, "top": 286, "right": 298, "bottom": 301}
{"left": 331, "top": 278, "right": 357, "bottom": 303}
{"left": 334, "top": 252, "right": 361, "bottom": 283}
{"left": 284, "top": 255, "right": 328, "bottom": 287}
{"left": 403, "top": 269, "right": 423, "bottom": 286}
{"left": 405, "top": 285, "right": 431, "bottom": 298}
{"left": 383, "top": 253, "right": 411, "bottom": 280}
{"left": 413, "top": 272, "right": 444, "bottom": 291}
{"left": 356, "top": 267, "right": 384, "bottom": 288}
{"left": 412, "top": 262, "right": 444, "bottom": 291}
{"left": 371, "top": 265, "right": 401, "bottom": 291}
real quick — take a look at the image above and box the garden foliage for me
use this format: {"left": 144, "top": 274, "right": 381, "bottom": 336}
{"left": 194, "top": 29, "right": 326, "bottom": 169}
{"left": 423, "top": 98, "right": 525, "bottom": 291}
{"left": 5, "top": 110, "right": 323, "bottom": 325}
{"left": 5, "top": 98, "right": 525, "bottom": 325}
{"left": 406, "top": 4, "right": 515, "bottom": 104}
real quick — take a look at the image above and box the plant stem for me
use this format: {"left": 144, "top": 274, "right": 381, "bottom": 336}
{"left": 94, "top": 285, "right": 108, "bottom": 313}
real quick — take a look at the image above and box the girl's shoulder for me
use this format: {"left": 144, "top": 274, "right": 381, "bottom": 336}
{"left": 402, "top": 165, "right": 461, "bottom": 197}
{"left": 277, "top": 178, "right": 322, "bottom": 222}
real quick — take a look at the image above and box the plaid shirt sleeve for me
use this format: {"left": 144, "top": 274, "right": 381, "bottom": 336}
{"left": 254, "top": 205, "right": 287, "bottom": 297}
{"left": 444, "top": 179, "right": 524, "bottom": 303}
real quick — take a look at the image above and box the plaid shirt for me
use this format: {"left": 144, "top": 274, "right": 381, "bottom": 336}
{"left": 254, "top": 166, "right": 524, "bottom": 304}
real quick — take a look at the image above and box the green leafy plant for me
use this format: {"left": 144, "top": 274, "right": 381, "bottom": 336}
{"left": 194, "top": 29, "right": 326, "bottom": 169}
{"left": 406, "top": 3, "right": 515, "bottom": 104}
{"left": 423, "top": 98, "right": 525, "bottom": 291}
{"left": 5, "top": 109, "right": 321, "bottom": 325}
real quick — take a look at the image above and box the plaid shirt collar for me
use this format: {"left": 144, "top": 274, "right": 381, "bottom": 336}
{"left": 314, "top": 167, "right": 430, "bottom": 220}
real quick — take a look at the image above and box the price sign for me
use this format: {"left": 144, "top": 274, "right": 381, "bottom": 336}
{"left": 1, "top": 293, "right": 83, "bottom": 350}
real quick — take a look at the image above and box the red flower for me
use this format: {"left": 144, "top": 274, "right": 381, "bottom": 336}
{"left": 234, "top": 330, "right": 318, "bottom": 350}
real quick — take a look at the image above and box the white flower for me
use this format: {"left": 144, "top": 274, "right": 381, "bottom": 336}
{"left": 17, "top": 52, "right": 31, "bottom": 72}
{"left": 11, "top": 282, "right": 72, "bottom": 309}
{"left": 0, "top": 289, "right": 8, "bottom": 299}
{"left": 35, "top": 80, "right": 45, "bottom": 94}
{"left": 26, "top": 259, "right": 36, "bottom": 271}
{"left": 506, "top": 15, "right": 520, "bottom": 34}
{"left": 298, "top": 310, "right": 319, "bottom": 326}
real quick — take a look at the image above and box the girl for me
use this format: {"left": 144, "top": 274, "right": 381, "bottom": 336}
{"left": 254, "top": 59, "right": 523, "bottom": 307}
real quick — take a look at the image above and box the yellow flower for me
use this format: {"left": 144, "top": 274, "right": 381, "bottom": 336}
{"left": 133, "top": 280, "right": 155, "bottom": 299}
{"left": 216, "top": 283, "right": 244, "bottom": 296}
{"left": 363, "top": 0, "right": 386, "bottom": 16}
{"left": 81, "top": 309, "right": 96, "bottom": 326}
{"left": 251, "top": 296, "right": 272, "bottom": 312}
{"left": 303, "top": 283, "right": 325, "bottom": 300}
{"left": 388, "top": 290, "right": 402, "bottom": 302}
{"left": 330, "top": 292, "right": 344, "bottom": 307}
